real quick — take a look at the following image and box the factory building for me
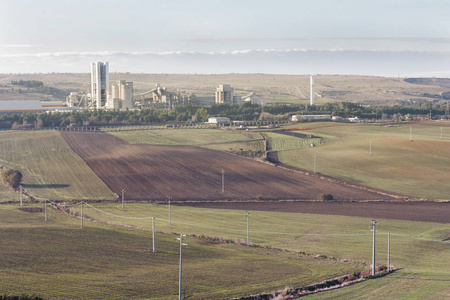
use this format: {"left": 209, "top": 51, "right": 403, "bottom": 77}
{"left": 91, "top": 62, "right": 109, "bottom": 109}
{"left": 242, "top": 92, "right": 264, "bottom": 105}
{"left": 215, "top": 84, "right": 236, "bottom": 104}
{"left": 134, "top": 84, "right": 182, "bottom": 109}
{"left": 110, "top": 80, "right": 133, "bottom": 109}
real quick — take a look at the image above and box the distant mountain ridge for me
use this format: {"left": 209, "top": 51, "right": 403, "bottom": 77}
{"left": 404, "top": 78, "right": 450, "bottom": 88}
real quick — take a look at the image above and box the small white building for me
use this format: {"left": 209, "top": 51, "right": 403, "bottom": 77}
{"left": 208, "top": 117, "right": 231, "bottom": 125}
{"left": 348, "top": 117, "right": 360, "bottom": 122}
{"left": 292, "top": 114, "right": 331, "bottom": 122}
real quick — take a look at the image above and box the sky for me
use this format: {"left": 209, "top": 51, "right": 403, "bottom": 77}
{"left": 1, "top": 0, "right": 450, "bottom": 76}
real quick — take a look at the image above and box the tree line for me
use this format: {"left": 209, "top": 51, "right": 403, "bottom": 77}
{"left": 0, "top": 101, "right": 448, "bottom": 129}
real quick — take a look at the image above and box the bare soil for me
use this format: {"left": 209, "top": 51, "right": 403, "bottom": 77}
{"left": 61, "top": 131, "right": 394, "bottom": 202}
{"left": 177, "top": 201, "right": 450, "bottom": 223}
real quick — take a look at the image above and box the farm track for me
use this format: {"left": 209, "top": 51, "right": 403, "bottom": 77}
{"left": 177, "top": 201, "right": 450, "bottom": 223}
{"left": 60, "top": 131, "right": 393, "bottom": 202}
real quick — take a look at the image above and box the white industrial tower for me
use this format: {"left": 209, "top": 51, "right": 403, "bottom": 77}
{"left": 91, "top": 62, "right": 109, "bottom": 108}
{"left": 111, "top": 80, "right": 134, "bottom": 109}
{"left": 310, "top": 75, "right": 314, "bottom": 105}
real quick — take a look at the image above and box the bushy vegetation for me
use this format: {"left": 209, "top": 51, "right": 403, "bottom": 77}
{"left": 317, "top": 193, "right": 334, "bottom": 201}
{"left": 10, "top": 80, "right": 66, "bottom": 99}
{"left": 0, "top": 168, "right": 22, "bottom": 189}
{"left": 1, "top": 100, "right": 448, "bottom": 129}
{"left": 0, "top": 295, "right": 43, "bottom": 300}
{"left": 10, "top": 80, "right": 44, "bottom": 88}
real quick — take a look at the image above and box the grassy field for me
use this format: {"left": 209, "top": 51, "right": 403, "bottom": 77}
{"left": 306, "top": 270, "right": 450, "bottom": 300}
{"left": 202, "top": 139, "right": 265, "bottom": 153}
{"left": 0, "top": 204, "right": 364, "bottom": 299}
{"left": 262, "top": 131, "right": 321, "bottom": 151}
{"left": 109, "top": 128, "right": 261, "bottom": 146}
{"left": 270, "top": 122, "right": 450, "bottom": 200}
{"left": 0, "top": 131, "right": 116, "bottom": 200}
{"left": 0, "top": 184, "right": 20, "bottom": 202}
{"left": 64, "top": 203, "right": 450, "bottom": 299}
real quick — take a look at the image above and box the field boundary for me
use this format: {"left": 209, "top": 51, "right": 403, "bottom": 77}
{"left": 51, "top": 201, "right": 402, "bottom": 300}
{"left": 265, "top": 151, "right": 429, "bottom": 202}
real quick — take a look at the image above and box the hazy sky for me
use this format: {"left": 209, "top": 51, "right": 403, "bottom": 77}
{"left": 1, "top": 0, "right": 449, "bottom": 76}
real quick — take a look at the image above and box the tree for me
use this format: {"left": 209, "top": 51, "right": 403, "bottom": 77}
{"left": 195, "top": 108, "right": 208, "bottom": 122}
{"left": 1, "top": 168, "right": 23, "bottom": 189}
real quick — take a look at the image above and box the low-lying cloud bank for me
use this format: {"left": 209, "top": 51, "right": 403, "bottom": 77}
{"left": 1, "top": 48, "right": 449, "bottom": 77}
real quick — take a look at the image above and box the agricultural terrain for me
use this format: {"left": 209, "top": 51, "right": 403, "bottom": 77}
{"left": 0, "top": 204, "right": 365, "bottom": 299}
{"left": 0, "top": 130, "right": 116, "bottom": 200}
{"left": 60, "top": 131, "right": 393, "bottom": 202}
{"left": 1, "top": 73, "right": 449, "bottom": 105}
{"left": 257, "top": 121, "right": 450, "bottom": 200}
{"left": 66, "top": 202, "right": 450, "bottom": 299}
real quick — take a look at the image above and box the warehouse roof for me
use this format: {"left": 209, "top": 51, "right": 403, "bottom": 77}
{"left": 0, "top": 100, "right": 43, "bottom": 112}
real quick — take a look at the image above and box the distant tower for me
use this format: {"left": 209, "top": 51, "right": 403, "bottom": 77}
{"left": 215, "top": 84, "right": 235, "bottom": 104}
{"left": 111, "top": 80, "right": 134, "bottom": 109}
{"left": 310, "top": 75, "right": 314, "bottom": 105}
{"left": 91, "top": 62, "right": 109, "bottom": 108}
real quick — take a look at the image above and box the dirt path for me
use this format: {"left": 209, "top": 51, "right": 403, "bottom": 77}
{"left": 177, "top": 201, "right": 450, "bottom": 223}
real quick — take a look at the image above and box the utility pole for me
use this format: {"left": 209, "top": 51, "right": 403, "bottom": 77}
{"left": 121, "top": 189, "right": 125, "bottom": 211}
{"left": 369, "top": 140, "right": 372, "bottom": 156}
{"left": 313, "top": 153, "right": 316, "bottom": 173}
{"left": 387, "top": 231, "right": 390, "bottom": 272}
{"left": 168, "top": 195, "right": 172, "bottom": 225}
{"left": 81, "top": 202, "right": 83, "bottom": 228}
{"left": 370, "top": 219, "right": 378, "bottom": 276}
{"left": 245, "top": 211, "right": 250, "bottom": 245}
{"left": 221, "top": 169, "right": 225, "bottom": 193}
{"left": 44, "top": 200, "right": 47, "bottom": 221}
{"left": 152, "top": 217, "right": 155, "bottom": 252}
{"left": 20, "top": 186, "right": 23, "bottom": 206}
{"left": 177, "top": 234, "right": 188, "bottom": 300}
{"left": 409, "top": 127, "right": 412, "bottom": 142}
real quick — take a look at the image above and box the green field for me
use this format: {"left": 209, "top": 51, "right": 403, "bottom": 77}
{"left": 0, "top": 131, "right": 116, "bottom": 200}
{"left": 262, "top": 131, "right": 321, "bottom": 151}
{"left": 202, "top": 139, "right": 265, "bottom": 153}
{"left": 264, "top": 122, "right": 450, "bottom": 200}
{"left": 109, "top": 128, "right": 261, "bottom": 146}
{"left": 63, "top": 203, "right": 450, "bottom": 299}
{"left": 0, "top": 204, "right": 364, "bottom": 299}
{"left": 0, "top": 184, "right": 20, "bottom": 202}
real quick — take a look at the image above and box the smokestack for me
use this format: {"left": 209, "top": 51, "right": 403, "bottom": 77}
{"left": 310, "top": 76, "right": 314, "bottom": 105}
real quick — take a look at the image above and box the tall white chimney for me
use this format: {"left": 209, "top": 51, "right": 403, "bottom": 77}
{"left": 310, "top": 75, "right": 314, "bottom": 105}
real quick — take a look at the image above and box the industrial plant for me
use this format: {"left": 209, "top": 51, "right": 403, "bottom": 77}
{"left": 0, "top": 62, "right": 317, "bottom": 114}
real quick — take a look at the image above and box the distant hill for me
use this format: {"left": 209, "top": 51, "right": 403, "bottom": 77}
{"left": 404, "top": 78, "right": 450, "bottom": 88}
{"left": 0, "top": 73, "right": 449, "bottom": 105}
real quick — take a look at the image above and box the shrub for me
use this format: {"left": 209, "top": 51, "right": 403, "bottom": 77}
{"left": 0, "top": 168, "right": 23, "bottom": 188}
{"left": 317, "top": 193, "right": 334, "bottom": 201}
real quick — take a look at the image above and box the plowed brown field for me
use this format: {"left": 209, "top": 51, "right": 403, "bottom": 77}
{"left": 61, "top": 131, "right": 394, "bottom": 202}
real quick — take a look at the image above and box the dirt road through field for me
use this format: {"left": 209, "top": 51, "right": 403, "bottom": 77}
{"left": 178, "top": 201, "right": 450, "bottom": 223}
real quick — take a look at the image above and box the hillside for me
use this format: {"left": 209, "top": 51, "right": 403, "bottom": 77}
{"left": 0, "top": 73, "right": 449, "bottom": 105}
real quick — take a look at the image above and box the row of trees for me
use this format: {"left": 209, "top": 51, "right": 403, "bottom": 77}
{"left": 0, "top": 101, "right": 448, "bottom": 129}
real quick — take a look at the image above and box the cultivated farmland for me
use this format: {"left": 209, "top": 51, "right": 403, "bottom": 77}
{"left": 66, "top": 202, "right": 450, "bottom": 299}
{"left": 60, "top": 131, "right": 393, "bottom": 201}
{"left": 109, "top": 128, "right": 262, "bottom": 146}
{"left": 0, "top": 204, "right": 364, "bottom": 299}
{"left": 0, "top": 131, "right": 116, "bottom": 200}
{"left": 264, "top": 121, "right": 450, "bottom": 200}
